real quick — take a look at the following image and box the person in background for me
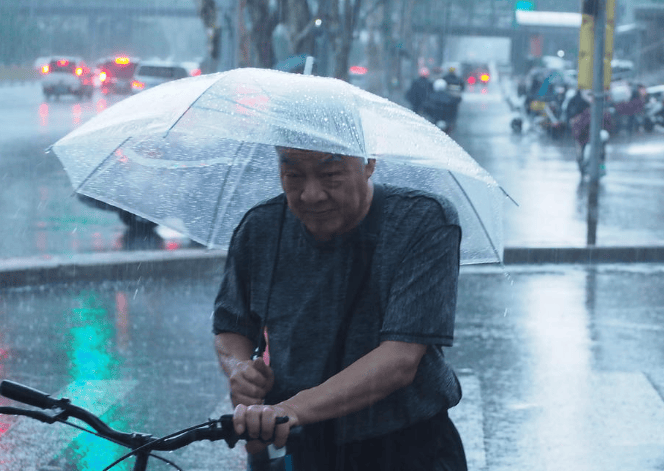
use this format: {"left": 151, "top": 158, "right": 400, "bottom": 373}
{"left": 442, "top": 66, "right": 465, "bottom": 91}
{"left": 406, "top": 67, "right": 434, "bottom": 115}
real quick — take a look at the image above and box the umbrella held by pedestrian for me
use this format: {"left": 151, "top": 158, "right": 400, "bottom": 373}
{"left": 50, "top": 67, "right": 510, "bottom": 265}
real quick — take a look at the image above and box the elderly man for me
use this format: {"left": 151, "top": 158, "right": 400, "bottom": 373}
{"left": 213, "top": 146, "right": 467, "bottom": 471}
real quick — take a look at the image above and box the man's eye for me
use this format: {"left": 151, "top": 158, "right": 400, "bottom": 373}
{"left": 323, "top": 172, "right": 341, "bottom": 178}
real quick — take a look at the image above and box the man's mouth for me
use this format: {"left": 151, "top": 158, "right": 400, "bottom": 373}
{"left": 302, "top": 209, "right": 335, "bottom": 217}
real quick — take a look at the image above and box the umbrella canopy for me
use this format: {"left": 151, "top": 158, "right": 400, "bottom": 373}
{"left": 52, "top": 67, "right": 507, "bottom": 264}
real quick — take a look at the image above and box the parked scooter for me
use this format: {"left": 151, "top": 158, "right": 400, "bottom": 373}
{"left": 643, "top": 94, "right": 664, "bottom": 132}
{"left": 577, "top": 129, "right": 610, "bottom": 177}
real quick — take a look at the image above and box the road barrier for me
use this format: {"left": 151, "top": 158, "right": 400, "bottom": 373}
{"left": 0, "top": 65, "right": 39, "bottom": 85}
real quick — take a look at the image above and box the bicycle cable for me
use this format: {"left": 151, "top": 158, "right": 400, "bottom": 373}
{"left": 101, "top": 420, "right": 216, "bottom": 471}
{"left": 50, "top": 413, "right": 184, "bottom": 471}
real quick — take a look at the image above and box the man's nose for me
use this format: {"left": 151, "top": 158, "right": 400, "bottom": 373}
{"left": 300, "top": 177, "right": 327, "bottom": 204}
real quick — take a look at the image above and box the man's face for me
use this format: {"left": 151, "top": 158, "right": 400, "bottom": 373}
{"left": 278, "top": 148, "right": 376, "bottom": 241}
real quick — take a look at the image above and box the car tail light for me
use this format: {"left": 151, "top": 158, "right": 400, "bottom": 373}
{"left": 467, "top": 76, "right": 476, "bottom": 85}
{"left": 190, "top": 69, "right": 201, "bottom": 76}
{"left": 480, "top": 73, "right": 490, "bottom": 83}
{"left": 41, "top": 65, "right": 50, "bottom": 75}
{"left": 115, "top": 56, "right": 130, "bottom": 65}
{"left": 349, "top": 65, "right": 368, "bottom": 75}
{"left": 99, "top": 71, "right": 107, "bottom": 82}
{"left": 57, "top": 59, "right": 69, "bottom": 67}
{"left": 132, "top": 80, "right": 145, "bottom": 91}
{"left": 75, "top": 67, "right": 83, "bottom": 76}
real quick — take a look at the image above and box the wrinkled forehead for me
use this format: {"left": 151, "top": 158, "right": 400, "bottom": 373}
{"left": 276, "top": 147, "right": 366, "bottom": 166}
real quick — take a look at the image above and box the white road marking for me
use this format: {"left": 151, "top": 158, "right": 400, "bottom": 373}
{"left": 0, "top": 379, "right": 137, "bottom": 471}
{"left": 450, "top": 373, "right": 487, "bottom": 470}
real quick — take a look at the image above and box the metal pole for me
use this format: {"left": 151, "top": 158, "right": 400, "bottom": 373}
{"left": 586, "top": 0, "right": 606, "bottom": 246}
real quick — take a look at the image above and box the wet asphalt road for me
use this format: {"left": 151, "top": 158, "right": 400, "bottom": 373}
{"left": 1, "top": 265, "right": 664, "bottom": 470}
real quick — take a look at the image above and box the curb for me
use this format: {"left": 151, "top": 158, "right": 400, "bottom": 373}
{"left": 3, "top": 245, "right": 664, "bottom": 288}
{"left": 0, "top": 249, "right": 227, "bottom": 288}
{"left": 503, "top": 246, "right": 664, "bottom": 264}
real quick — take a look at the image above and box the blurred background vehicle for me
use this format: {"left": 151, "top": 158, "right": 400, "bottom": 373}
{"left": 95, "top": 55, "right": 139, "bottom": 95}
{"left": 420, "top": 77, "right": 462, "bottom": 134}
{"left": 40, "top": 56, "right": 94, "bottom": 100}
{"left": 644, "top": 84, "right": 664, "bottom": 131}
{"left": 76, "top": 195, "right": 158, "bottom": 234}
{"left": 461, "top": 62, "right": 491, "bottom": 86}
{"left": 131, "top": 60, "right": 192, "bottom": 93}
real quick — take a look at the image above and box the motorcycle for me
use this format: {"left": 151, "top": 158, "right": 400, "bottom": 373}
{"left": 420, "top": 79, "right": 462, "bottom": 134}
{"left": 643, "top": 95, "right": 664, "bottom": 132}
{"left": 510, "top": 86, "right": 567, "bottom": 138}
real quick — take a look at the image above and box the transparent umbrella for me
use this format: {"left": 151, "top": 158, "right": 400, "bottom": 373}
{"left": 51, "top": 67, "right": 509, "bottom": 264}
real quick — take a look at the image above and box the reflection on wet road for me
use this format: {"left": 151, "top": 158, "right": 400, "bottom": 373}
{"left": 1, "top": 266, "right": 664, "bottom": 470}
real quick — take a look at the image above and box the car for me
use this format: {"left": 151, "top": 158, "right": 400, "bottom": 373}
{"left": 40, "top": 56, "right": 94, "bottom": 100}
{"left": 461, "top": 62, "right": 491, "bottom": 86}
{"left": 95, "top": 56, "right": 139, "bottom": 95}
{"left": 131, "top": 60, "right": 192, "bottom": 93}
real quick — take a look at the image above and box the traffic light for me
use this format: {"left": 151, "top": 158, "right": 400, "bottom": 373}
{"left": 515, "top": 1, "right": 535, "bottom": 11}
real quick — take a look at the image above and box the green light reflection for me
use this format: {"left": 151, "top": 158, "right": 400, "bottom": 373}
{"left": 60, "top": 289, "right": 132, "bottom": 470}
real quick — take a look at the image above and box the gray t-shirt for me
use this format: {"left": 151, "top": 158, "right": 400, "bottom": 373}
{"left": 213, "top": 184, "right": 462, "bottom": 443}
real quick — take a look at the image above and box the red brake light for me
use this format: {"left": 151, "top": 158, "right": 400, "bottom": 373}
{"left": 75, "top": 67, "right": 83, "bottom": 76}
{"left": 57, "top": 59, "right": 69, "bottom": 67}
{"left": 99, "top": 71, "right": 107, "bottom": 82}
{"left": 480, "top": 73, "right": 490, "bottom": 83}
{"left": 190, "top": 69, "right": 201, "bottom": 77}
{"left": 467, "top": 76, "right": 476, "bottom": 85}
{"left": 115, "top": 56, "right": 130, "bottom": 65}
{"left": 349, "top": 66, "right": 368, "bottom": 75}
{"left": 132, "top": 80, "right": 145, "bottom": 90}
{"left": 41, "top": 65, "right": 50, "bottom": 75}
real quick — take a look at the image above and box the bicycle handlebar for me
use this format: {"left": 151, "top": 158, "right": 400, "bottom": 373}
{"left": 0, "top": 379, "right": 299, "bottom": 456}
{"left": 0, "top": 380, "right": 60, "bottom": 409}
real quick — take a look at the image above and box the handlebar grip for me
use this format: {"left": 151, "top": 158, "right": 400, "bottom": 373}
{"left": 0, "top": 380, "right": 58, "bottom": 409}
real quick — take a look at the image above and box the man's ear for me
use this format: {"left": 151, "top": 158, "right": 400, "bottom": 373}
{"left": 365, "top": 159, "right": 377, "bottom": 179}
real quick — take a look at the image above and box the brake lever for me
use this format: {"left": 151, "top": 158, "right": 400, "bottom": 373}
{"left": 0, "top": 406, "right": 67, "bottom": 424}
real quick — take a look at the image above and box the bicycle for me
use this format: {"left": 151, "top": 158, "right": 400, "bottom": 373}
{"left": 0, "top": 379, "right": 293, "bottom": 471}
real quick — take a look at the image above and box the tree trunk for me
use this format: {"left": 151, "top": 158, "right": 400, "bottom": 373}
{"left": 245, "top": 0, "right": 278, "bottom": 68}
{"left": 285, "top": 0, "right": 314, "bottom": 55}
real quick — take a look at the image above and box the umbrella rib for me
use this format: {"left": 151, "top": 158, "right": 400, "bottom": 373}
{"left": 162, "top": 77, "right": 221, "bottom": 138}
{"left": 448, "top": 171, "right": 502, "bottom": 263}
{"left": 72, "top": 137, "right": 132, "bottom": 195}
{"left": 205, "top": 142, "right": 256, "bottom": 246}
{"left": 205, "top": 154, "right": 236, "bottom": 246}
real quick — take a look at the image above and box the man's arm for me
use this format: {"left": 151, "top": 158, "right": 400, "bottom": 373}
{"left": 232, "top": 340, "right": 426, "bottom": 449}
{"left": 284, "top": 339, "right": 425, "bottom": 422}
{"left": 215, "top": 332, "right": 274, "bottom": 407}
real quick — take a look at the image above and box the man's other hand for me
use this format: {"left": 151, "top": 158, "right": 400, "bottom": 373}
{"left": 229, "top": 357, "right": 275, "bottom": 407}
{"left": 233, "top": 403, "right": 300, "bottom": 454}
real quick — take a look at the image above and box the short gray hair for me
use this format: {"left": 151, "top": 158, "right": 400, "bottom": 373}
{"left": 275, "top": 146, "right": 369, "bottom": 165}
